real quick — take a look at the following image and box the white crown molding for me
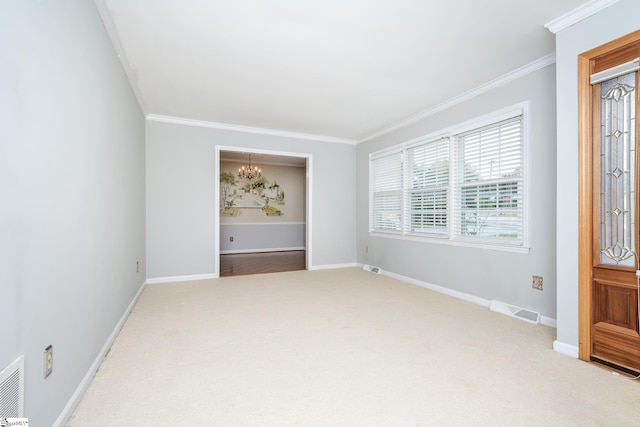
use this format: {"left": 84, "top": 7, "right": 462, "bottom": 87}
{"left": 544, "top": 0, "right": 621, "bottom": 34}
{"left": 358, "top": 53, "right": 556, "bottom": 144}
{"left": 146, "top": 114, "right": 357, "bottom": 145}
{"left": 93, "top": 0, "right": 148, "bottom": 115}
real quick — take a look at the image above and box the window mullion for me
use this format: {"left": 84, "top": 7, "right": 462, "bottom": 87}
{"left": 402, "top": 149, "right": 410, "bottom": 235}
{"left": 450, "top": 134, "right": 461, "bottom": 240}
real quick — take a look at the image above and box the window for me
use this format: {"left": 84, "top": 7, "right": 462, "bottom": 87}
{"left": 455, "top": 116, "right": 524, "bottom": 244}
{"left": 369, "top": 106, "right": 527, "bottom": 250}
{"left": 370, "top": 151, "right": 403, "bottom": 232}
{"left": 407, "top": 137, "right": 449, "bottom": 236}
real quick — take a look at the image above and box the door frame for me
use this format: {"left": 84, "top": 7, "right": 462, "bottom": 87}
{"left": 577, "top": 29, "right": 640, "bottom": 362}
{"left": 213, "top": 145, "right": 313, "bottom": 277}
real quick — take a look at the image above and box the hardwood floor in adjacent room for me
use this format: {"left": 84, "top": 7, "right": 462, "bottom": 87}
{"left": 220, "top": 250, "right": 306, "bottom": 277}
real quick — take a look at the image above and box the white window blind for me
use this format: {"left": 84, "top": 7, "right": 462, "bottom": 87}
{"left": 454, "top": 116, "right": 524, "bottom": 243}
{"left": 407, "top": 137, "right": 449, "bottom": 235}
{"left": 371, "top": 151, "right": 403, "bottom": 232}
{"left": 368, "top": 105, "right": 527, "bottom": 251}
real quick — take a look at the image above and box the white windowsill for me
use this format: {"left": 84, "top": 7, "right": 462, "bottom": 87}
{"left": 369, "top": 231, "right": 531, "bottom": 254}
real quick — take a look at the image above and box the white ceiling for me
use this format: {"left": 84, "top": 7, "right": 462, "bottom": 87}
{"left": 97, "top": 0, "right": 593, "bottom": 143}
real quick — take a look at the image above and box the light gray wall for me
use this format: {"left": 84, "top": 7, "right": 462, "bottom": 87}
{"left": 0, "top": 1, "right": 146, "bottom": 425}
{"left": 356, "top": 64, "right": 557, "bottom": 319}
{"left": 146, "top": 120, "right": 356, "bottom": 279}
{"left": 554, "top": 0, "right": 640, "bottom": 348}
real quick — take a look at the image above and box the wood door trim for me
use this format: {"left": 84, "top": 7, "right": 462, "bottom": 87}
{"left": 578, "top": 29, "right": 640, "bottom": 362}
{"left": 578, "top": 53, "right": 592, "bottom": 362}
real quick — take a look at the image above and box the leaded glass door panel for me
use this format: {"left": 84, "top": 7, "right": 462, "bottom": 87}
{"left": 590, "top": 48, "right": 640, "bottom": 374}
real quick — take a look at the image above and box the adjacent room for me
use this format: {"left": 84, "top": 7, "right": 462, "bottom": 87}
{"left": 2, "top": 0, "right": 640, "bottom": 425}
{"left": 218, "top": 150, "right": 308, "bottom": 276}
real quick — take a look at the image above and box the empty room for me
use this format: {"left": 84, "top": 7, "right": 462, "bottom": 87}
{"left": 2, "top": 0, "right": 640, "bottom": 425}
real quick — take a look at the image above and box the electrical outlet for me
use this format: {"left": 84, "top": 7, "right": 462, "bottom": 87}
{"left": 230, "top": 236, "right": 234, "bottom": 242}
{"left": 532, "top": 276, "right": 543, "bottom": 291}
{"left": 136, "top": 261, "right": 140, "bottom": 273}
{"left": 44, "top": 345, "right": 53, "bottom": 379}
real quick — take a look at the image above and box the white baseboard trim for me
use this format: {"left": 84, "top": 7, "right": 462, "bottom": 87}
{"left": 376, "top": 268, "right": 559, "bottom": 328}
{"left": 541, "top": 316, "right": 557, "bottom": 328}
{"left": 553, "top": 340, "right": 579, "bottom": 358}
{"left": 54, "top": 280, "right": 147, "bottom": 427}
{"left": 309, "top": 262, "right": 359, "bottom": 271}
{"left": 220, "top": 247, "right": 305, "bottom": 255}
{"left": 382, "top": 269, "right": 492, "bottom": 308}
{"left": 146, "top": 273, "right": 217, "bottom": 284}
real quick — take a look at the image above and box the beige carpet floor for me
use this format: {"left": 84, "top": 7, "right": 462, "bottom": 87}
{"left": 68, "top": 268, "right": 639, "bottom": 426}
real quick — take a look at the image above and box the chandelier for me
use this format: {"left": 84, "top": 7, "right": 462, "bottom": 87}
{"left": 238, "top": 154, "right": 261, "bottom": 181}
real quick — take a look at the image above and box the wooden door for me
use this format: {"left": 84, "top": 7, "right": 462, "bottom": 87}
{"left": 580, "top": 34, "right": 640, "bottom": 375}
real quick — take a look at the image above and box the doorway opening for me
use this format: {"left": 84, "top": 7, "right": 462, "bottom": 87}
{"left": 214, "top": 147, "right": 312, "bottom": 277}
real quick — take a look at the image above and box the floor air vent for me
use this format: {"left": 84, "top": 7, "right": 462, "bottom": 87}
{"left": 363, "top": 264, "right": 382, "bottom": 274}
{"left": 490, "top": 300, "right": 540, "bottom": 324}
{"left": 0, "top": 356, "right": 24, "bottom": 417}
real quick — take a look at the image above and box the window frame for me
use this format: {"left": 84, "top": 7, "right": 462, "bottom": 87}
{"left": 405, "top": 136, "right": 451, "bottom": 238}
{"left": 368, "top": 103, "right": 530, "bottom": 253}
{"left": 369, "top": 149, "right": 404, "bottom": 235}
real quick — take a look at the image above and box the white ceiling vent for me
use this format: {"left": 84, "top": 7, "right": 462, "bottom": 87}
{"left": 0, "top": 356, "right": 24, "bottom": 417}
{"left": 490, "top": 300, "right": 540, "bottom": 324}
